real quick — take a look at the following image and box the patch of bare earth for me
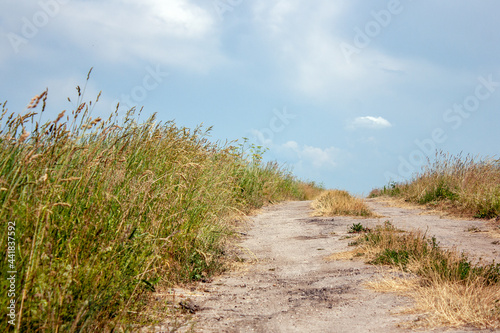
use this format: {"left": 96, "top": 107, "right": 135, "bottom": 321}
{"left": 140, "top": 199, "right": 500, "bottom": 332}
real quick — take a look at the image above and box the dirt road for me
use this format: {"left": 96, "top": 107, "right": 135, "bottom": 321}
{"left": 145, "top": 199, "right": 500, "bottom": 332}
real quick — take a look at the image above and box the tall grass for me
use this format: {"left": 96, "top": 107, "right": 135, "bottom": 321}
{"left": 312, "top": 190, "right": 376, "bottom": 217}
{"left": 0, "top": 87, "right": 314, "bottom": 332}
{"left": 371, "top": 151, "right": 500, "bottom": 219}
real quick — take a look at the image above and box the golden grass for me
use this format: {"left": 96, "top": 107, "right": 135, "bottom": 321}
{"left": 312, "top": 189, "right": 377, "bottom": 217}
{"left": 367, "top": 275, "right": 500, "bottom": 329}
{"left": 326, "top": 250, "right": 359, "bottom": 261}
{"left": 298, "top": 181, "right": 325, "bottom": 200}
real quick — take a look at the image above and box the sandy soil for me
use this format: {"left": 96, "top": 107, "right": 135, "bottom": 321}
{"left": 141, "top": 199, "right": 500, "bottom": 333}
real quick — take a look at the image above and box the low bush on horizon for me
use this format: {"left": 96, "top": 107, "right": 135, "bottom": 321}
{"left": 352, "top": 224, "right": 500, "bottom": 329}
{"left": 0, "top": 86, "right": 319, "bottom": 332}
{"left": 312, "top": 189, "right": 376, "bottom": 217}
{"left": 370, "top": 151, "right": 500, "bottom": 219}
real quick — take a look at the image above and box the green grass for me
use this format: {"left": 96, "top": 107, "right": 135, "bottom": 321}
{"left": 370, "top": 151, "right": 500, "bottom": 219}
{"left": 0, "top": 84, "right": 319, "bottom": 332}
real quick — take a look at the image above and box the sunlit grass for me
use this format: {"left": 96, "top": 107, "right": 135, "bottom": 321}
{"left": 312, "top": 189, "right": 376, "bottom": 217}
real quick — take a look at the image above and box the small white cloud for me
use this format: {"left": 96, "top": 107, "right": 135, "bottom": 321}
{"left": 282, "top": 140, "right": 299, "bottom": 150}
{"left": 348, "top": 116, "right": 392, "bottom": 130}
{"left": 276, "top": 140, "right": 340, "bottom": 169}
{"left": 250, "top": 128, "right": 273, "bottom": 147}
{"left": 301, "top": 145, "right": 340, "bottom": 168}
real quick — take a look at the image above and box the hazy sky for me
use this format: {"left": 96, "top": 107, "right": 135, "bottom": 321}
{"left": 1, "top": 0, "right": 499, "bottom": 194}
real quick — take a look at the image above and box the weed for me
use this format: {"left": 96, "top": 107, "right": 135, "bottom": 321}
{"left": 348, "top": 223, "right": 371, "bottom": 234}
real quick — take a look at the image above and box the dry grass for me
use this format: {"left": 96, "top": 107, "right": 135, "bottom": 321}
{"left": 326, "top": 250, "right": 359, "bottom": 261}
{"left": 298, "top": 181, "right": 325, "bottom": 200}
{"left": 368, "top": 275, "right": 500, "bottom": 329}
{"left": 371, "top": 151, "right": 500, "bottom": 220}
{"left": 0, "top": 81, "right": 320, "bottom": 332}
{"left": 312, "top": 189, "right": 377, "bottom": 217}
{"left": 351, "top": 224, "right": 500, "bottom": 329}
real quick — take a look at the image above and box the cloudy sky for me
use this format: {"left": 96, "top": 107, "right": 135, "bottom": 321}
{"left": 1, "top": 0, "right": 499, "bottom": 194}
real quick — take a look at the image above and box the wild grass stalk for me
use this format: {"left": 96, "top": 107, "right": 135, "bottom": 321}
{"left": 0, "top": 87, "right": 316, "bottom": 332}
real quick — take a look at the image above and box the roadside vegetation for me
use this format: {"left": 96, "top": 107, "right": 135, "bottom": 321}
{"left": 312, "top": 189, "right": 376, "bottom": 217}
{"left": 0, "top": 84, "right": 320, "bottom": 332}
{"left": 370, "top": 151, "right": 500, "bottom": 220}
{"left": 347, "top": 222, "right": 500, "bottom": 329}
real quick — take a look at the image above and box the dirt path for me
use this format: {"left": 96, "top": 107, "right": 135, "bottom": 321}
{"left": 144, "top": 199, "right": 500, "bottom": 332}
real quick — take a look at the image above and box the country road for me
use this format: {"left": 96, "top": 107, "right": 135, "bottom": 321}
{"left": 143, "top": 199, "right": 500, "bottom": 333}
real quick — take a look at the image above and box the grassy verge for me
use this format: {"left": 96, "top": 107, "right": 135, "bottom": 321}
{"left": 370, "top": 151, "right": 500, "bottom": 220}
{"left": 0, "top": 87, "right": 318, "bottom": 332}
{"left": 312, "top": 189, "right": 376, "bottom": 217}
{"left": 349, "top": 223, "right": 500, "bottom": 329}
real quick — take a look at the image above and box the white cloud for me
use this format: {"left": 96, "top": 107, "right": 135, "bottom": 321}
{"left": 250, "top": 126, "right": 342, "bottom": 170}
{"left": 249, "top": 128, "right": 273, "bottom": 147}
{"left": 65, "top": 0, "right": 220, "bottom": 70}
{"left": 248, "top": 1, "right": 461, "bottom": 103}
{"left": 2, "top": 0, "right": 223, "bottom": 72}
{"left": 347, "top": 116, "right": 392, "bottom": 130}
{"left": 274, "top": 140, "right": 341, "bottom": 169}
{"left": 300, "top": 144, "right": 340, "bottom": 168}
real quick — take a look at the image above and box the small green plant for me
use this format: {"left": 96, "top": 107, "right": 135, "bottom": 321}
{"left": 348, "top": 223, "right": 371, "bottom": 233}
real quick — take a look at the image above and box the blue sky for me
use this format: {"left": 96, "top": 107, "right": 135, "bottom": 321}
{"left": 1, "top": 0, "right": 499, "bottom": 194}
